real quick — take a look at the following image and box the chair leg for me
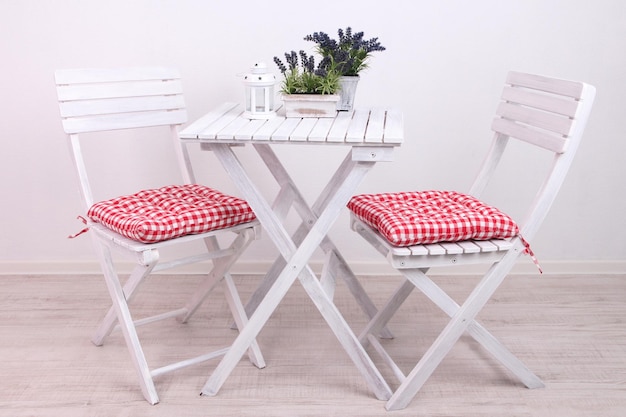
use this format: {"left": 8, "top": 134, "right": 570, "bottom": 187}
{"left": 403, "top": 269, "right": 545, "bottom": 390}
{"left": 182, "top": 231, "right": 254, "bottom": 322}
{"left": 94, "top": 242, "right": 160, "bottom": 405}
{"left": 91, "top": 262, "right": 156, "bottom": 346}
{"left": 180, "top": 230, "right": 265, "bottom": 368}
{"left": 358, "top": 279, "right": 415, "bottom": 346}
{"left": 386, "top": 250, "right": 531, "bottom": 411}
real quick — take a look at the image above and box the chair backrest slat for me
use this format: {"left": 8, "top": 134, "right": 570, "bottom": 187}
{"left": 57, "top": 79, "right": 184, "bottom": 101}
{"left": 495, "top": 101, "right": 574, "bottom": 136}
{"left": 62, "top": 109, "right": 188, "bottom": 135}
{"left": 54, "top": 67, "right": 180, "bottom": 84}
{"left": 491, "top": 71, "right": 593, "bottom": 153}
{"left": 499, "top": 86, "right": 579, "bottom": 117}
{"left": 55, "top": 68, "right": 187, "bottom": 134}
{"left": 491, "top": 117, "right": 569, "bottom": 153}
{"left": 59, "top": 94, "right": 187, "bottom": 118}
{"left": 506, "top": 71, "right": 584, "bottom": 98}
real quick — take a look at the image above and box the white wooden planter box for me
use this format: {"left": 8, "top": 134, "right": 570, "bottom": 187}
{"left": 282, "top": 94, "right": 339, "bottom": 118}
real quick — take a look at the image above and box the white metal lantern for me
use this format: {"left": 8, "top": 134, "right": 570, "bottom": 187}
{"left": 242, "top": 62, "right": 276, "bottom": 119}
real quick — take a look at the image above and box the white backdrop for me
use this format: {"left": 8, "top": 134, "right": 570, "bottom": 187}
{"left": 1, "top": 0, "right": 624, "bottom": 274}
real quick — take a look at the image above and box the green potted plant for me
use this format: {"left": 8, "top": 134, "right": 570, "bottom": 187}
{"left": 273, "top": 50, "right": 341, "bottom": 118}
{"left": 304, "top": 27, "right": 386, "bottom": 111}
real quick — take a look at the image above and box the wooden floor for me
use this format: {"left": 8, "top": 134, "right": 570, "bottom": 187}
{"left": 0, "top": 273, "right": 624, "bottom": 416}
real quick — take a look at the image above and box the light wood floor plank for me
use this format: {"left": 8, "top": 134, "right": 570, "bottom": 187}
{"left": 0, "top": 274, "right": 624, "bottom": 416}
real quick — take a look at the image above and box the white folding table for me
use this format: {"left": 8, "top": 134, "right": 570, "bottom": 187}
{"left": 179, "top": 102, "right": 403, "bottom": 400}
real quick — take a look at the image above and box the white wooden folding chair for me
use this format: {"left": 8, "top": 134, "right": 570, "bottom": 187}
{"left": 348, "top": 71, "right": 595, "bottom": 410}
{"left": 55, "top": 67, "right": 265, "bottom": 404}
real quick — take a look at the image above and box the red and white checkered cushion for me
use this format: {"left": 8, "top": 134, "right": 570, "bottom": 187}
{"left": 348, "top": 190, "right": 519, "bottom": 247}
{"left": 87, "top": 184, "right": 256, "bottom": 243}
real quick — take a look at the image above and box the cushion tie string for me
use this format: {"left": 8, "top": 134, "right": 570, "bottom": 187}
{"left": 520, "top": 235, "right": 542, "bottom": 274}
{"left": 68, "top": 216, "right": 89, "bottom": 239}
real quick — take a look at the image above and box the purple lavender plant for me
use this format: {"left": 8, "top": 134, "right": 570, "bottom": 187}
{"left": 304, "top": 27, "right": 386, "bottom": 76}
{"left": 273, "top": 50, "right": 340, "bottom": 94}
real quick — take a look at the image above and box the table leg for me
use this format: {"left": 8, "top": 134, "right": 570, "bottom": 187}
{"left": 242, "top": 144, "right": 393, "bottom": 338}
{"left": 201, "top": 144, "right": 392, "bottom": 401}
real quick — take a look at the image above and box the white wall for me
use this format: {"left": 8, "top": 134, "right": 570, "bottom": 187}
{"left": 1, "top": 0, "right": 624, "bottom": 274}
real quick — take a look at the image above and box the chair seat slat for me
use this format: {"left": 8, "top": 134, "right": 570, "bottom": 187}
{"left": 440, "top": 242, "right": 465, "bottom": 254}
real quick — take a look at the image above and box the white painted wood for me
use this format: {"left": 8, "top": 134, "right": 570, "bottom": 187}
{"left": 491, "top": 117, "right": 568, "bottom": 153}
{"left": 271, "top": 117, "right": 302, "bottom": 141}
{"left": 231, "top": 118, "right": 266, "bottom": 140}
{"left": 308, "top": 117, "right": 335, "bottom": 142}
{"left": 246, "top": 145, "right": 394, "bottom": 338}
{"left": 179, "top": 103, "right": 404, "bottom": 148}
{"left": 57, "top": 68, "right": 187, "bottom": 135}
{"left": 346, "top": 109, "right": 371, "bottom": 142}
{"left": 59, "top": 95, "right": 186, "bottom": 118}
{"left": 57, "top": 79, "right": 184, "bottom": 101}
{"left": 288, "top": 117, "right": 317, "bottom": 141}
{"left": 349, "top": 71, "right": 596, "bottom": 411}
{"left": 424, "top": 243, "right": 447, "bottom": 256}
{"left": 500, "top": 86, "right": 579, "bottom": 117}
{"left": 179, "top": 102, "right": 239, "bottom": 138}
{"left": 456, "top": 240, "right": 482, "bottom": 253}
{"left": 215, "top": 116, "right": 251, "bottom": 140}
{"left": 54, "top": 66, "right": 180, "bottom": 84}
{"left": 383, "top": 109, "right": 404, "bottom": 143}
{"left": 364, "top": 108, "right": 386, "bottom": 143}
{"left": 62, "top": 109, "right": 188, "bottom": 134}
{"left": 351, "top": 146, "right": 395, "bottom": 162}
{"left": 407, "top": 245, "right": 429, "bottom": 256}
{"left": 55, "top": 68, "right": 266, "bottom": 404}
{"left": 507, "top": 70, "right": 585, "bottom": 98}
{"left": 184, "top": 105, "right": 403, "bottom": 400}
{"left": 495, "top": 101, "right": 573, "bottom": 135}
{"left": 196, "top": 106, "right": 243, "bottom": 140}
{"left": 440, "top": 242, "right": 464, "bottom": 255}
{"left": 251, "top": 116, "right": 286, "bottom": 141}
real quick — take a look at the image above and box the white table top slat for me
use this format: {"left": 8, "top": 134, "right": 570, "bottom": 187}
{"left": 290, "top": 118, "right": 318, "bottom": 141}
{"left": 308, "top": 117, "right": 335, "bottom": 142}
{"left": 383, "top": 109, "right": 404, "bottom": 144}
{"left": 179, "top": 104, "right": 404, "bottom": 146}
{"left": 216, "top": 116, "right": 253, "bottom": 140}
{"left": 271, "top": 117, "right": 303, "bottom": 141}
{"left": 252, "top": 116, "right": 286, "bottom": 141}
{"left": 364, "top": 109, "right": 386, "bottom": 143}
{"left": 345, "top": 109, "right": 371, "bottom": 143}
{"left": 326, "top": 111, "right": 354, "bottom": 143}
{"left": 196, "top": 105, "right": 242, "bottom": 140}
{"left": 181, "top": 102, "right": 239, "bottom": 137}
{"left": 232, "top": 118, "right": 267, "bottom": 140}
